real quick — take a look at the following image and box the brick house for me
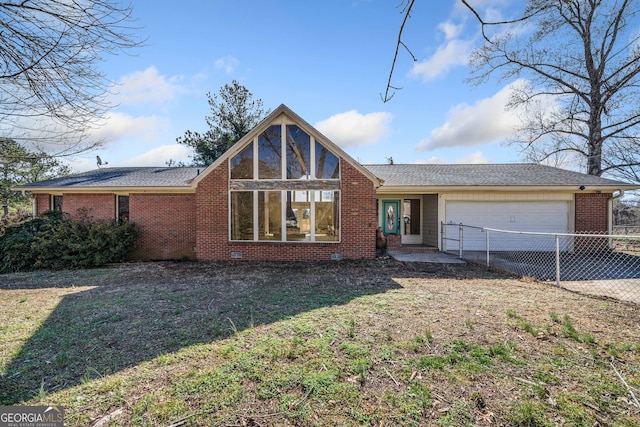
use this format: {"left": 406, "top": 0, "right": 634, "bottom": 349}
{"left": 15, "top": 105, "right": 639, "bottom": 261}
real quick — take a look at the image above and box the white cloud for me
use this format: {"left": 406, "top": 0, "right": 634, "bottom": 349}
{"left": 414, "top": 157, "right": 447, "bottom": 164}
{"left": 438, "top": 21, "right": 463, "bottom": 40}
{"left": 456, "top": 151, "right": 491, "bottom": 163}
{"left": 91, "top": 112, "right": 170, "bottom": 144}
{"left": 120, "top": 144, "right": 192, "bottom": 167}
{"left": 416, "top": 81, "right": 525, "bottom": 151}
{"left": 315, "top": 110, "right": 393, "bottom": 148}
{"left": 410, "top": 38, "right": 473, "bottom": 81}
{"left": 215, "top": 55, "right": 239, "bottom": 74}
{"left": 414, "top": 151, "right": 491, "bottom": 164}
{"left": 115, "top": 66, "right": 183, "bottom": 106}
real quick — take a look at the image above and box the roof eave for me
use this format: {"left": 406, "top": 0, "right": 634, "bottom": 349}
{"left": 12, "top": 186, "right": 196, "bottom": 194}
{"left": 375, "top": 184, "right": 639, "bottom": 194}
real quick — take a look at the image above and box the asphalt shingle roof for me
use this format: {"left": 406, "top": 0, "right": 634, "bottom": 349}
{"left": 364, "top": 163, "right": 633, "bottom": 187}
{"left": 14, "top": 163, "right": 636, "bottom": 190}
{"left": 17, "top": 167, "right": 202, "bottom": 189}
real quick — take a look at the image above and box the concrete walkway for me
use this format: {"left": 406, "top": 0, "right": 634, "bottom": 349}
{"left": 387, "top": 250, "right": 466, "bottom": 264}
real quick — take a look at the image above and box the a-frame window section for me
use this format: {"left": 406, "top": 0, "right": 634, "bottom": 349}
{"left": 229, "top": 120, "right": 341, "bottom": 242}
{"left": 230, "top": 123, "right": 340, "bottom": 180}
{"left": 258, "top": 125, "right": 281, "bottom": 179}
{"left": 286, "top": 125, "right": 310, "bottom": 179}
{"left": 230, "top": 142, "right": 253, "bottom": 179}
{"left": 315, "top": 141, "right": 339, "bottom": 179}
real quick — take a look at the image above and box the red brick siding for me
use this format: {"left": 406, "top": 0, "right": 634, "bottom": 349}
{"left": 386, "top": 234, "right": 402, "bottom": 251}
{"left": 61, "top": 194, "right": 115, "bottom": 220}
{"left": 128, "top": 193, "right": 196, "bottom": 260}
{"left": 34, "top": 194, "right": 51, "bottom": 215}
{"left": 575, "top": 193, "right": 611, "bottom": 233}
{"left": 575, "top": 192, "right": 611, "bottom": 251}
{"left": 195, "top": 161, "right": 378, "bottom": 261}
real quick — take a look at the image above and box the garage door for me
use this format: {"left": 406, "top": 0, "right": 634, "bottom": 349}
{"left": 445, "top": 201, "right": 570, "bottom": 251}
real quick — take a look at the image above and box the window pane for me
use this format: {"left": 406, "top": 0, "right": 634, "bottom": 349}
{"left": 258, "top": 125, "right": 282, "bottom": 179}
{"left": 230, "top": 142, "right": 254, "bottom": 179}
{"left": 315, "top": 142, "right": 340, "bottom": 179}
{"left": 118, "top": 195, "right": 129, "bottom": 222}
{"left": 286, "top": 125, "right": 310, "bottom": 179}
{"left": 230, "top": 191, "right": 253, "bottom": 240}
{"left": 286, "top": 190, "right": 310, "bottom": 241}
{"left": 258, "top": 191, "right": 282, "bottom": 241}
{"left": 315, "top": 191, "right": 340, "bottom": 241}
{"left": 52, "top": 195, "right": 63, "bottom": 212}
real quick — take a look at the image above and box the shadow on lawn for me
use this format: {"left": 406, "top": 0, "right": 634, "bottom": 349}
{"left": 0, "top": 259, "right": 490, "bottom": 404}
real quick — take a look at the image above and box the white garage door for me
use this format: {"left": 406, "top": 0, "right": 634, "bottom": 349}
{"left": 445, "top": 201, "right": 570, "bottom": 251}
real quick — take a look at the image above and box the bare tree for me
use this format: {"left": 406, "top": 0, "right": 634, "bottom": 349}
{"left": 385, "top": 1, "right": 640, "bottom": 182}
{"left": 0, "top": 0, "right": 142, "bottom": 157}
{"left": 462, "top": 0, "right": 640, "bottom": 181}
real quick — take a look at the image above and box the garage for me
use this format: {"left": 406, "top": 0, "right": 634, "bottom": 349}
{"left": 444, "top": 201, "right": 571, "bottom": 251}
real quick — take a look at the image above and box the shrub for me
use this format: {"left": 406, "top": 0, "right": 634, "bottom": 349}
{"left": 0, "top": 210, "right": 138, "bottom": 273}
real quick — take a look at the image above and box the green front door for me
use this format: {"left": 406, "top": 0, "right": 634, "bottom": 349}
{"left": 382, "top": 200, "right": 400, "bottom": 234}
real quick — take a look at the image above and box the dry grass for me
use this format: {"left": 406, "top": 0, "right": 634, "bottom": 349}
{"left": 0, "top": 259, "right": 639, "bottom": 426}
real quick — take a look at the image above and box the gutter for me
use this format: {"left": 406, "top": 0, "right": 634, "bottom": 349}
{"left": 374, "top": 185, "right": 639, "bottom": 194}
{"left": 10, "top": 186, "right": 196, "bottom": 194}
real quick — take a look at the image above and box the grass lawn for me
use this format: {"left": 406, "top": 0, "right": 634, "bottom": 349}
{"left": 0, "top": 259, "right": 639, "bottom": 426}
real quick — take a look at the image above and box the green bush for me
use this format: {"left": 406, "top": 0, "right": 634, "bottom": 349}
{"left": 0, "top": 210, "right": 138, "bottom": 273}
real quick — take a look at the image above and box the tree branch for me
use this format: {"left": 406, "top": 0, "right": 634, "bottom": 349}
{"left": 382, "top": 0, "right": 416, "bottom": 103}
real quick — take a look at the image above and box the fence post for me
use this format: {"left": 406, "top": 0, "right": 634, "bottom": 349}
{"left": 555, "top": 234, "right": 560, "bottom": 286}
{"left": 485, "top": 229, "right": 490, "bottom": 267}
{"left": 458, "top": 223, "right": 463, "bottom": 259}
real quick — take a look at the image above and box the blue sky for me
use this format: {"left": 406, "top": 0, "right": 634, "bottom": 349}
{"left": 72, "top": 0, "right": 525, "bottom": 171}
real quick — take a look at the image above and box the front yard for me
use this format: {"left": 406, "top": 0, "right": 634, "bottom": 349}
{"left": 0, "top": 260, "right": 638, "bottom": 426}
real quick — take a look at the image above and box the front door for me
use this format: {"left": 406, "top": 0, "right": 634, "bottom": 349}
{"left": 382, "top": 200, "right": 400, "bottom": 235}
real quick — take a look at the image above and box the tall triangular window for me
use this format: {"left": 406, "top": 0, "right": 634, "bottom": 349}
{"left": 229, "top": 120, "right": 340, "bottom": 242}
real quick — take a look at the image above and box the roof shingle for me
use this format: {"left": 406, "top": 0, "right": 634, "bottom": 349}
{"left": 17, "top": 167, "right": 201, "bottom": 189}
{"left": 364, "top": 163, "right": 633, "bottom": 187}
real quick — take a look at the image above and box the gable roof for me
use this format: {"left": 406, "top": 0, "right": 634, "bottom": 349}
{"left": 366, "top": 163, "right": 638, "bottom": 192}
{"left": 14, "top": 167, "right": 201, "bottom": 193}
{"left": 191, "top": 104, "right": 382, "bottom": 187}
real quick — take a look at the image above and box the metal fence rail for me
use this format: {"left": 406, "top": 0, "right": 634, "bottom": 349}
{"left": 441, "top": 222, "right": 640, "bottom": 304}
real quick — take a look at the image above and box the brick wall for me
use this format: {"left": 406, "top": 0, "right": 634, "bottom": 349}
{"left": 195, "top": 161, "right": 378, "bottom": 261}
{"left": 34, "top": 193, "right": 116, "bottom": 219}
{"left": 386, "top": 234, "right": 402, "bottom": 251}
{"left": 575, "top": 192, "right": 611, "bottom": 233}
{"left": 128, "top": 193, "right": 197, "bottom": 260}
{"left": 61, "top": 194, "right": 115, "bottom": 220}
{"left": 575, "top": 192, "right": 611, "bottom": 252}
{"left": 34, "top": 194, "right": 50, "bottom": 215}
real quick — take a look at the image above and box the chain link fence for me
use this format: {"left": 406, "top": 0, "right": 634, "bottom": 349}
{"left": 441, "top": 222, "right": 640, "bottom": 304}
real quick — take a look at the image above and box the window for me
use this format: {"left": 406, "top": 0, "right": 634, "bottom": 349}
{"left": 258, "top": 125, "right": 281, "bottom": 179}
{"left": 229, "top": 123, "right": 340, "bottom": 242}
{"left": 315, "top": 191, "right": 339, "bottom": 241}
{"left": 230, "top": 142, "right": 253, "bottom": 179}
{"left": 117, "top": 195, "right": 129, "bottom": 222}
{"left": 51, "top": 195, "right": 63, "bottom": 212}
{"left": 258, "top": 191, "right": 281, "bottom": 240}
{"left": 230, "top": 191, "right": 253, "bottom": 240}
{"left": 285, "top": 125, "right": 310, "bottom": 179}
{"left": 315, "top": 141, "right": 339, "bottom": 179}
